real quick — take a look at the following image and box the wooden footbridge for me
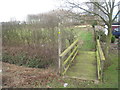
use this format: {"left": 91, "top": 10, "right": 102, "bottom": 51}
{"left": 58, "top": 32, "right": 105, "bottom": 82}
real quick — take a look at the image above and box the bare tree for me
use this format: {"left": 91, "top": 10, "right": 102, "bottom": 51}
{"left": 65, "top": 0, "right": 120, "bottom": 60}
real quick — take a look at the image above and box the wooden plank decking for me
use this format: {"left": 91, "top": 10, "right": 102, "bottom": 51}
{"left": 65, "top": 50, "right": 97, "bottom": 80}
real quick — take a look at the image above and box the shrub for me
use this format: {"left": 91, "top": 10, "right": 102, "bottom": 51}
{"left": 111, "top": 35, "right": 115, "bottom": 43}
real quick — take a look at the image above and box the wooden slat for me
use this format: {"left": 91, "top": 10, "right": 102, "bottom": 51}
{"left": 62, "top": 50, "right": 78, "bottom": 75}
{"left": 63, "top": 45, "right": 78, "bottom": 66}
{"left": 62, "top": 62, "right": 70, "bottom": 75}
{"left": 59, "top": 39, "right": 78, "bottom": 58}
{"left": 70, "top": 50, "right": 78, "bottom": 63}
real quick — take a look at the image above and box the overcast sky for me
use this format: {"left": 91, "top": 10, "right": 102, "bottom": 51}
{"left": 0, "top": 0, "right": 119, "bottom": 22}
{"left": 0, "top": 0, "right": 60, "bottom": 22}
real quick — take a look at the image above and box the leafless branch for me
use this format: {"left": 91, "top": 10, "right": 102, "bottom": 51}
{"left": 67, "top": 1, "right": 109, "bottom": 25}
{"left": 91, "top": 2, "right": 109, "bottom": 15}
{"left": 112, "top": 10, "right": 120, "bottom": 22}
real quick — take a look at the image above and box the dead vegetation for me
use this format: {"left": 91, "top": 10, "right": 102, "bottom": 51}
{"left": 2, "top": 62, "right": 61, "bottom": 88}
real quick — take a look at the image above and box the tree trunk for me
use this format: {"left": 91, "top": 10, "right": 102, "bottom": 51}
{"left": 104, "top": 26, "right": 112, "bottom": 60}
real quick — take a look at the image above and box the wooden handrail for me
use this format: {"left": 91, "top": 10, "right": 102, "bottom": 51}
{"left": 62, "top": 49, "right": 78, "bottom": 75}
{"left": 63, "top": 45, "right": 78, "bottom": 66}
{"left": 59, "top": 38, "right": 79, "bottom": 75}
{"left": 96, "top": 39, "right": 105, "bottom": 81}
{"left": 97, "top": 40, "right": 105, "bottom": 61}
{"left": 96, "top": 49, "right": 101, "bottom": 80}
{"left": 59, "top": 39, "right": 78, "bottom": 58}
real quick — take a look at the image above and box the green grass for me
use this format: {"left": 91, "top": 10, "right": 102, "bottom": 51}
{"left": 76, "top": 29, "right": 95, "bottom": 51}
{"left": 39, "top": 77, "right": 95, "bottom": 88}
{"left": 89, "top": 52, "right": 118, "bottom": 88}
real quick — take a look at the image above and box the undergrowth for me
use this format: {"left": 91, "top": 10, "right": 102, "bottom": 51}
{"left": 2, "top": 52, "right": 53, "bottom": 68}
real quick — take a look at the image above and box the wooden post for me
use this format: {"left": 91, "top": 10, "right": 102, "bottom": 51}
{"left": 58, "top": 22, "right": 62, "bottom": 74}
{"left": 101, "top": 60, "right": 104, "bottom": 82}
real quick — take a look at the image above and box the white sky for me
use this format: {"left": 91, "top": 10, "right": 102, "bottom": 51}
{"left": 0, "top": 0, "right": 60, "bottom": 22}
{"left": 0, "top": 0, "right": 119, "bottom": 22}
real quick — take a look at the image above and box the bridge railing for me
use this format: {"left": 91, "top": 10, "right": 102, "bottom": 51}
{"left": 96, "top": 39, "right": 105, "bottom": 81}
{"left": 59, "top": 39, "right": 79, "bottom": 75}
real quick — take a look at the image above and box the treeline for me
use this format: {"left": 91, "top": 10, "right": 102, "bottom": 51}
{"left": 27, "top": 9, "right": 81, "bottom": 27}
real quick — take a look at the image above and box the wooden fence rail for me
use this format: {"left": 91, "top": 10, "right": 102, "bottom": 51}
{"left": 96, "top": 39, "right": 105, "bottom": 81}
{"left": 59, "top": 39, "right": 79, "bottom": 75}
